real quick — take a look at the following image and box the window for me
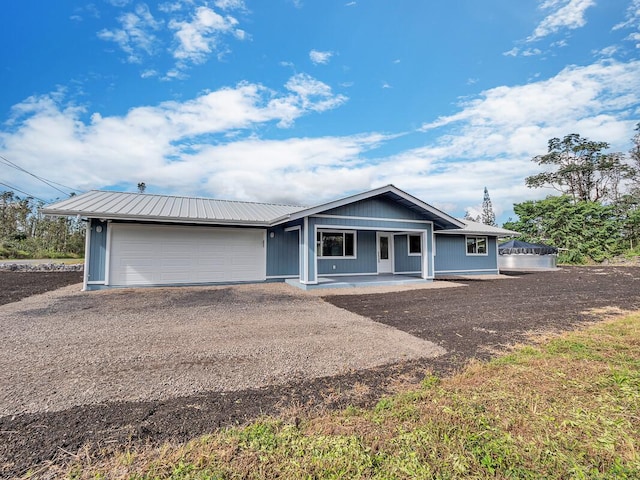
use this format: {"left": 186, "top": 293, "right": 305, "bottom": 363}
{"left": 408, "top": 234, "right": 422, "bottom": 255}
{"left": 317, "top": 231, "right": 356, "bottom": 257}
{"left": 466, "top": 236, "right": 488, "bottom": 255}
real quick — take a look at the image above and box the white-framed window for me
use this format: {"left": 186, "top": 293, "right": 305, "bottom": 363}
{"left": 317, "top": 230, "right": 356, "bottom": 258}
{"left": 466, "top": 236, "right": 488, "bottom": 255}
{"left": 408, "top": 234, "right": 422, "bottom": 256}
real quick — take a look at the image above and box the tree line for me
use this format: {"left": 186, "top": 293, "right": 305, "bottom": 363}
{"left": 0, "top": 192, "right": 84, "bottom": 259}
{"left": 503, "top": 124, "right": 640, "bottom": 263}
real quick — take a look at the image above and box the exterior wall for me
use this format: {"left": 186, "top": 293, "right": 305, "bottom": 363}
{"left": 394, "top": 234, "right": 422, "bottom": 273}
{"left": 317, "top": 230, "right": 376, "bottom": 275}
{"left": 304, "top": 215, "right": 433, "bottom": 283}
{"left": 323, "top": 196, "right": 427, "bottom": 220}
{"left": 266, "top": 221, "right": 302, "bottom": 277}
{"left": 87, "top": 218, "right": 107, "bottom": 283}
{"left": 434, "top": 234, "right": 499, "bottom": 275}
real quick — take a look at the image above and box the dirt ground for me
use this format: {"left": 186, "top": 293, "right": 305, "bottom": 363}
{"left": 0, "top": 270, "right": 83, "bottom": 306}
{"left": 1, "top": 266, "right": 639, "bottom": 477}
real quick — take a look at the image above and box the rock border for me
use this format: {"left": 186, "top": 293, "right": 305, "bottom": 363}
{"left": 0, "top": 263, "right": 83, "bottom": 272}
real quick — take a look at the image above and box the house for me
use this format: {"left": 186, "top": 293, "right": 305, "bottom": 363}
{"left": 42, "top": 185, "right": 518, "bottom": 290}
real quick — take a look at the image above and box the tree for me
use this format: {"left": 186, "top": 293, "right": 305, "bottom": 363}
{"left": 525, "top": 133, "right": 633, "bottom": 203}
{"left": 137, "top": 182, "right": 147, "bottom": 194}
{"left": 463, "top": 210, "right": 480, "bottom": 222}
{"left": 629, "top": 123, "right": 640, "bottom": 194}
{"left": 0, "top": 190, "right": 85, "bottom": 259}
{"left": 481, "top": 187, "right": 497, "bottom": 226}
{"left": 503, "top": 196, "right": 623, "bottom": 263}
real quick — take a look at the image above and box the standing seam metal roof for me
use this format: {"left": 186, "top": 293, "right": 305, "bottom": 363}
{"left": 42, "top": 190, "right": 305, "bottom": 225}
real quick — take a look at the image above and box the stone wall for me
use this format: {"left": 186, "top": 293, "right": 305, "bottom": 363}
{"left": 0, "top": 263, "right": 84, "bottom": 272}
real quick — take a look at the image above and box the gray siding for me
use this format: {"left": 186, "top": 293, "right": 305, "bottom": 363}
{"left": 434, "top": 235, "right": 498, "bottom": 274}
{"left": 317, "top": 230, "right": 377, "bottom": 275}
{"left": 323, "top": 196, "right": 427, "bottom": 220}
{"left": 87, "top": 219, "right": 107, "bottom": 283}
{"left": 311, "top": 216, "right": 430, "bottom": 231}
{"left": 266, "top": 223, "right": 301, "bottom": 277}
{"left": 394, "top": 235, "right": 421, "bottom": 273}
{"left": 306, "top": 217, "right": 432, "bottom": 280}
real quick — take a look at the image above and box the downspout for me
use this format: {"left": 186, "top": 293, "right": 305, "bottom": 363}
{"left": 82, "top": 218, "right": 91, "bottom": 291}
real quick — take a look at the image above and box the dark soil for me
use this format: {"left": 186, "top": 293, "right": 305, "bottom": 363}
{"left": 0, "top": 271, "right": 83, "bottom": 306}
{"left": 2, "top": 266, "right": 640, "bottom": 477}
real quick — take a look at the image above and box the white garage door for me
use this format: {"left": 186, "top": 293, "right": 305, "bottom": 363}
{"left": 109, "top": 224, "right": 266, "bottom": 286}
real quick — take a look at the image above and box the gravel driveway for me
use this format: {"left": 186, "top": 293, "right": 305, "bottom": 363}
{"left": 0, "top": 282, "right": 445, "bottom": 416}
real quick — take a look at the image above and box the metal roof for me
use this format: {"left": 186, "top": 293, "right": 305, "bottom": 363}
{"left": 42, "top": 190, "right": 304, "bottom": 226}
{"left": 437, "top": 219, "right": 519, "bottom": 236}
{"left": 43, "top": 187, "right": 510, "bottom": 233}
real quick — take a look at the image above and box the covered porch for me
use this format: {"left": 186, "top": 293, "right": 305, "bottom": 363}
{"left": 286, "top": 273, "right": 431, "bottom": 290}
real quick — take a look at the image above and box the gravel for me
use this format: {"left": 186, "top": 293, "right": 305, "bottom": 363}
{"left": 0, "top": 263, "right": 83, "bottom": 272}
{"left": 0, "top": 282, "right": 446, "bottom": 416}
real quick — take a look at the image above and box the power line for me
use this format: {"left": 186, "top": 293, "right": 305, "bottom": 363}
{"left": 0, "top": 154, "right": 79, "bottom": 196}
{"left": 0, "top": 180, "right": 47, "bottom": 202}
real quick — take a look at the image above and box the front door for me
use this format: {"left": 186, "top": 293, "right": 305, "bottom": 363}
{"left": 377, "top": 233, "right": 393, "bottom": 273}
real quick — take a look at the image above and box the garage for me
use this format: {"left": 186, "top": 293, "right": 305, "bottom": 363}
{"left": 109, "top": 224, "right": 266, "bottom": 286}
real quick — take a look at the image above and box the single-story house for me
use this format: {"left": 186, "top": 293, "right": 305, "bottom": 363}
{"left": 42, "top": 185, "right": 518, "bottom": 290}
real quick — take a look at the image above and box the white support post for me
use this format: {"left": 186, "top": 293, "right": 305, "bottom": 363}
{"left": 421, "top": 229, "right": 430, "bottom": 279}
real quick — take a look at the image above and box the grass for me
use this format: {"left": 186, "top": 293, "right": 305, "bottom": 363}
{"left": 2, "top": 257, "right": 84, "bottom": 264}
{"left": 34, "top": 313, "right": 640, "bottom": 479}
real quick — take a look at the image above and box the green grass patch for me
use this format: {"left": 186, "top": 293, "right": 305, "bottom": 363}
{"left": 45, "top": 313, "right": 640, "bottom": 479}
{"left": 2, "top": 257, "right": 84, "bottom": 264}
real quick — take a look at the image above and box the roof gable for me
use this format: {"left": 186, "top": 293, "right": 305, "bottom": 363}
{"left": 278, "top": 185, "right": 464, "bottom": 229}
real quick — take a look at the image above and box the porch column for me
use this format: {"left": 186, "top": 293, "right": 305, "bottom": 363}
{"left": 421, "top": 229, "right": 430, "bottom": 279}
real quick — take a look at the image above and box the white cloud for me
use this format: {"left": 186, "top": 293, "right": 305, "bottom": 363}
{"left": 504, "top": 46, "right": 545, "bottom": 59}
{"left": 1, "top": 58, "right": 638, "bottom": 220}
{"left": 381, "top": 82, "right": 392, "bottom": 89}
{"left": 309, "top": 49, "right": 333, "bottom": 65}
{"left": 614, "top": 0, "right": 640, "bottom": 51}
{"left": 629, "top": 32, "right": 640, "bottom": 48}
{"left": 281, "top": 73, "right": 348, "bottom": 121}
{"left": 527, "top": 0, "right": 595, "bottom": 42}
{"left": 522, "top": 48, "right": 543, "bottom": 56}
{"left": 158, "top": 2, "right": 183, "bottom": 13}
{"left": 97, "top": 3, "right": 161, "bottom": 63}
{"left": 398, "top": 60, "right": 640, "bottom": 211}
{"left": 169, "top": 6, "right": 243, "bottom": 65}
{"left": 97, "top": 3, "right": 249, "bottom": 76}
{"left": 613, "top": 0, "right": 640, "bottom": 30}
{"left": 345, "top": 1, "right": 357, "bottom": 6}
{"left": 140, "top": 69, "right": 158, "bottom": 78}
{"left": 0, "top": 75, "right": 351, "bottom": 203}
{"left": 70, "top": 3, "right": 100, "bottom": 22}
{"left": 214, "top": 0, "right": 247, "bottom": 11}
{"left": 421, "top": 60, "right": 639, "bottom": 137}
{"left": 593, "top": 45, "right": 619, "bottom": 58}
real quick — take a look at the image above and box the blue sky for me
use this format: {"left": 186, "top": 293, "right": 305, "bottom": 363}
{"left": 1, "top": 0, "right": 639, "bottom": 222}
